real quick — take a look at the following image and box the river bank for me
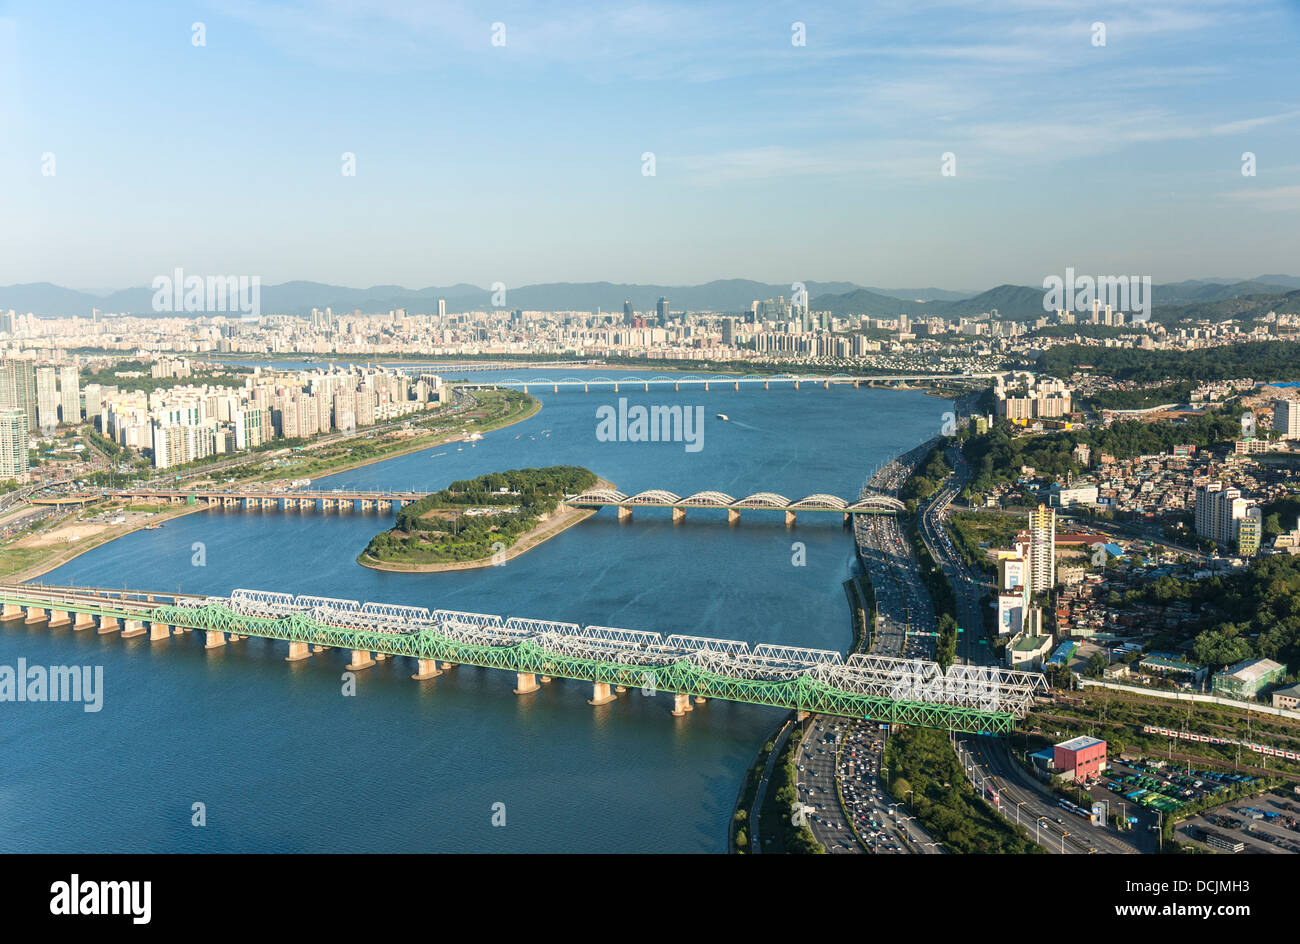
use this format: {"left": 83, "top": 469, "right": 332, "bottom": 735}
{"left": 357, "top": 475, "right": 613, "bottom": 573}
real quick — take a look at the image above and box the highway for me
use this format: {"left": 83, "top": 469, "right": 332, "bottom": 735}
{"left": 917, "top": 442, "right": 1143, "bottom": 854}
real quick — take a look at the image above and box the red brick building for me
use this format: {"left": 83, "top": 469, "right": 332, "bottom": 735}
{"left": 1054, "top": 736, "right": 1107, "bottom": 782}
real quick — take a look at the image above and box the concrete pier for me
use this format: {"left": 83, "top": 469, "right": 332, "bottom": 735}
{"left": 728, "top": 508, "right": 740, "bottom": 525}
{"left": 285, "top": 640, "right": 312, "bottom": 662}
{"left": 1, "top": 601, "right": 23, "bottom": 619}
{"left": 47, "top": 609, "right": 71, "bottom": 627}
{"left": 796, "top": 709, "right": 810, "bottom": 722}
{"left": 205, "top": 630, "right": 226, "bottom": 649}
{"left": 346, "top": 650, "right": 375, "bottom": 670}
{"left": 785, "top": 510, "right": 796, "bottom": 527}
{"left": 149, "top": 622, "right": 170, "bottom": 641}
{"left": 514, "top": 672, "right": 540, "bottom": 694}
{"left": 588, "top": 682, "right": 616, "bottom": 706}
{"left": 672, "top": 506, "right": 685, "bottom": 522}
{"left": 97, "top": 615, "right": 120, "bottom": 635}
{"left": 440, "top": 661, "right": 456, "bottom": 670}
{"left": 24, "top": 606, "right": 46, "bottom": 624}
{"left": 541, "top": 675, "right": 552, "bottom": 683}
{"left": 73, "top": 613, "right": 97, "bottom": 631}
{"left": 120, "top": 618, "right": 146, "bottom": 638}
{"left": 671, "top": 692, "right": 693, "bottom": 716}
{"left": 617, "top": 506, "right": 632, "bottom": 522}
{"left": 412, "top": 658, "right": 441, "bottom": 680}
{"left": 694, "top": 696, "right": 706, "bottom": 705}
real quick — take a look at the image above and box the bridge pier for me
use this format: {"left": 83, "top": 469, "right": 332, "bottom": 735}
{"left": 617, "top": 506, "right": 632, "bottom": 522}
{"left": 704, "top": 381, "right": 709, "bottom": 391}
{"left": 204, "top": 630, "right": 226, "bottom": 649}
{"left": 613, "top": 383, "right": 619, "bottom": 393}
{"left": 522, "top": 384, "right": 528, "bottom": 394}
{"left": 96, "top": 615, "right": 119, "bottom": 634}
{"left": 674, "top": 382, "right": 678, "bottom": 391}
{"left": 121, "top": 619, "right": 146, "bottom": 638}
{"left": 728, "top": 508, "right": 740, "bottom": 525}
{"left": 24, "top": 606, "right": 46, "bottom": 624}
{"left": 149, "top": 622, "right": 170, "bottom": 641}
{"left": 784, "top": 510, "right": 796, "bottom": 527}
{"left": 796, "top": 710, "right": 810, "bottom": 722}
{"left": 843, "top": 513, "right": 851, "bottom": 528}
{"left": 643, "top": 382, "right": 649, "bottom": 392}
{"left": 554, "top": 384, "right": 559, "bottom": 394}
{"left": 541, "top": 675, "right": 552, "bottom": 683}
{"left": 412, "top": 658, "right": 441, "bottom": 680}
{"left": 441, "top": 661, "right": 456, "bottom": 670}
{"left": 671, "top": 693, "right": 694, "bottom": 717}
{"left": 285, "top": 640, "right": 311, "bottom": 662}
{"left": 793, "top": 380, "right": 799, "bottom": 390}
{"left": 853, "top": 380, "right": 860, "bottom": 389}
{"left": 734, "top": 381, "right": 739, "bottom": 391}
{"left": 671, "top": 506, "right": 685, "bottom": 523}
{"left": 514, "top": 672, "right": 540, "bottom": 694}
{"left": 763, "top": 380, "right": 769, "bottom": 390}
{"left": 73, "top": 612, "right": 96, "bottom": 631}
{"left": 824, "top": 380, "right": 829, "bottom": 389}
{"left": 584, "top": 383, "right": 588, "bottom": 393}
{"left": 47, "top": 609, "right": 70, "bottom": 627}
{"left": 588, "top": 682, "right": 616, "bottom": 706}
{"left": 346, "top": 650, "right": 375, "bottom": 671}
{"left": 1, "top": 601, "right": 22, "bottom": 619}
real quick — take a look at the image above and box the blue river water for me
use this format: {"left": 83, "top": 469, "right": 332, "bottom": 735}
{"left": 0, "top": 372, "right": 948, "bottom": 852}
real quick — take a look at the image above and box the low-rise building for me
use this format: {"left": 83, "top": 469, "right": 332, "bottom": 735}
{"left": 1212, "top": 657, "right": 1286, "bottom": 700}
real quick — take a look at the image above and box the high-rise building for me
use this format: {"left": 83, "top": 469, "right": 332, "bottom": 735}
{"left": 437, "top": 299, "right": 446, "bottom": 319}
{"left": 1273, "top": 399, "right": 1300, "bottom": 438}
{"left": 721, "top": 317, "right": 735, "bottom": 346}
{"left": 59, "top": 365, "right": 80, "bottom": 424}
{"left": 0, "top": 407, "right": 28, "bottom": 482}
{"left": 623, "top": 300, "right": 633, "bottom": 325}
{"left": 1195, "top": 482, "right": 1256, "bottom": 549}
{"left": 1028, "top": 504, "right": 1056, "bottom": 596}
{"left": 656, "top": 297, "right": 668, "bottom": 325}
{"left": 35, "top": 367, "right": 60, "bottom": 429}
{"left": 0, "top": 359, "right": 37, "bottom": 431}
{"left": 1237, "top": 508, "right": 1262, "bottom": 557}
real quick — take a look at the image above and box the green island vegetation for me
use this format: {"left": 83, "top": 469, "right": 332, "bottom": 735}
{"left": 361, "top": 465, "right": 596, "bottom": 565}
{"left": 961, "top": 407, "right": 1242, "bottom": 494}
{"left": 900, "top": 445, "right": 951, "bottom": 507}
{"left": 1036, "top": 340, "right": 1300, "bottom": 384}
{"left": 884, "top": 726, "right": 1041, "bottom": 853}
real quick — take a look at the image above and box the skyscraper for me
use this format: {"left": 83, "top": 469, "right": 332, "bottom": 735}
{"left": 1027, "top": 504, "right": 1056, "bottom": 596}
{"left": 59, "top": 365, "right": 80, "bottom": 424}
{"left": 0, "top": 359, "right": 37, "bottom": 431}
{"left": 35, "top": 367, "right": 60, "bottom": 429}
{"left": 656, "top": 297, "right": 668, "bottom": 325}
{"left": 437, "top": 299, "right": 447, "bottom": 319}
{"left": 0, "top": 407, "right": 28, "bottom": 482}
{"left": 623, "top": 300, "right": 633, "bottom": 325}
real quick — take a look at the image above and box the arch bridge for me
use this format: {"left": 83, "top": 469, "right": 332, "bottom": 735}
{"left": 565, "top": 488, "right": 905, "bottom": 524}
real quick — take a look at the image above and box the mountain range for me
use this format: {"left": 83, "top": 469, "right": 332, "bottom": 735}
{"left": 0, "top": 277, "right": 1296, "bottom": 319}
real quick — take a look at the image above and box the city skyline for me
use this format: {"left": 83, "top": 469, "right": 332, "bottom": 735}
{"left": 3, "top": 1, "right": 1299, "bottom": 289}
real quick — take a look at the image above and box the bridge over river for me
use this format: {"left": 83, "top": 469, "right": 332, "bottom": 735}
{"left": 0, "top": 583, "right": 1045, "bottom": 733}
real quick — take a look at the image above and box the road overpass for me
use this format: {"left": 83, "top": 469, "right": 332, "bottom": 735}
{"left": 457, "top": 372, "right": 999, "bottom": 394}
{"left": 0, "top": 582, "right": 1045, "bottom": 733}
{"left": 566, "top": 488, "right": 905, "bottom": 524}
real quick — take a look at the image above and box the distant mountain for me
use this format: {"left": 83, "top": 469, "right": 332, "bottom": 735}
{"left": 0, "top": 278, "right": 866, "bottom": 317}
{"left": 3, "top": 275, "right": 1297, "bottom": 319}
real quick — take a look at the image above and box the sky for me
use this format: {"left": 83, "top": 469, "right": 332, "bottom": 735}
{"left": 2, "top": 0, "right": 1299, "bottom": 292}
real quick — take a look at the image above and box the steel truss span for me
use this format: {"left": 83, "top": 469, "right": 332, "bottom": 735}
{"left": 565, "top": 489, "right": 905, "bottom": 514}
{"left": 0, "top": 583, "right": 1046, "bottom": 733}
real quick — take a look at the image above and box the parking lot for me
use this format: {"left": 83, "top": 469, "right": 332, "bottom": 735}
{"left": 1176, "top": 790, "right": 1300, "bottom": 854}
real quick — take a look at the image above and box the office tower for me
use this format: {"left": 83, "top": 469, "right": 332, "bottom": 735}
{"left": 438, "top": 299, "right": 446, "bottom": 319}
{"left": 623, "top": 300, "right": 633, "bottom": 325}
{"left": 0, "top": 359, "right": 37, "bottom": 431}
{"left": 1273, "top": 399, "right": 1300, "bottom": 438}
{"left": 1028, "top": 504, "right": 1056, "bottom": 595}
{"left": 35, "top": 367, "right": 60, "bottom": 428}
{"left": 656, "top": 297, "right": 668, "bottom": 325}
{"left": 59, "top": 365, "right": 80, "bottom": 424}
{"left": 721, "top": 318, "right": 735, "bottom": 346}
{"left": 0, "top": 408, "right": 28, "bottom": 482}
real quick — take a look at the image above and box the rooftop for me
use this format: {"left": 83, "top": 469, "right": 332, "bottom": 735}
{"left": 1056, "top": 735, "right": 1105, "bottom": 752}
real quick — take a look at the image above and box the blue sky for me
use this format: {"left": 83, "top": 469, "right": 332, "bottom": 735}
{"left": 2, "top": 0, "right": 1298, "bottom": 291}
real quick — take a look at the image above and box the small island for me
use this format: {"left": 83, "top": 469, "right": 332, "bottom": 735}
{"left": 358, "top": 465, "right": 603, "bottom": 572}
